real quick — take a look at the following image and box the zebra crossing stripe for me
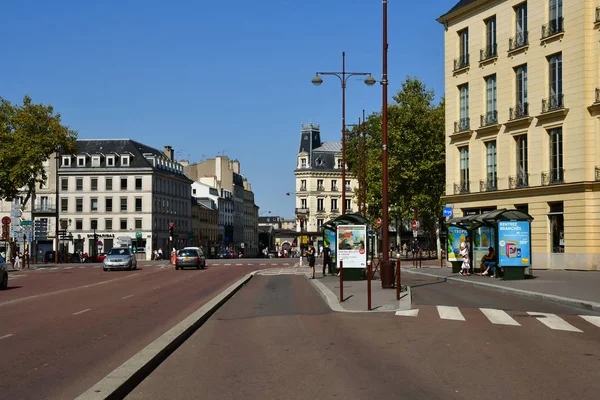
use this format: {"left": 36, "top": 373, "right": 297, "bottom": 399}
{"left": 480, "top": 308, "right": 521, "bottom": 326}
{"left": 437, "top": 306, "right": 465, "bottom": 321}
{"left": 395, "top": 309, "right": 419, "bottom": 317}
{"left": 527, "top": 312, "right": 582, "bottom": 332}
{"left": 580, "top": 315, "right": 600, "bottom": 328}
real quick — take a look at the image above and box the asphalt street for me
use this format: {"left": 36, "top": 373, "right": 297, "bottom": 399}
{"left": 128, "top": 274, "right": 600, "bottom": 400}
{"left": 0, "top": 258, "right": 293, "bottom": 400}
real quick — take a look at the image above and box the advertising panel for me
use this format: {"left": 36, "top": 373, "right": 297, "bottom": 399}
{"left": 336, "top": 225, "right": 367, "bottom": 269}
{"left": 498, "top": 221, "right": 530, "bottom": 267}
{"left": 323, "top": 228, "right": 336, "bottom": 265}
{"left": 473, "top": 226, "right": 496, "bottom": 268}
{"left": 447, "top": 225, "right": 468, "bottom": 262}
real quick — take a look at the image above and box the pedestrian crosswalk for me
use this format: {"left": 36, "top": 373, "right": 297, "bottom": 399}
{"left": 256, "top": 267, "right": 305, "bottom": 276}
{"left": 395, "top": 305, "right": 600, "bottom": 333}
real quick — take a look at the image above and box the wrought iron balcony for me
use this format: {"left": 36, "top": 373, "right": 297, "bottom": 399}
{"left": 454, "top": 118, "right": 470, "bottom": 133}
{"left": 508, "top": 31, "right": 528, "bottom": 51}
{"left": 541, "top": 168, "right": 565, "bottom": 185}
{"left": 345, "top": 185, "right": 353, "bottom": 192}
{"left": 317, "top": 185, "right": 325, "bottom": 191}
{"left": 596, "top": 166, "right": 600, "bottom": 181}
{"left": 480, "top": 44, "right": 497, "bottom": 61}
{"left": 595, "top": 88, "right": 600, "bottom": 104}
{"left": 331, "top": 208, "right": 340, "bottom": 213}
{"left": 454, "top": 181, "right": 470, "bottom": 194}
{"left": 453, "top": 54, "right": 469, "bottom": 71}
{"left": 331, "top": 186, "right": 338, "bottom": 192}
{"left": 299, "top": 186, "right": 306, "bottom": 191}
{"left": 509, "top": 102, "right": 529, "bottom": 120}
{"left": 295, "top": 207, "right": 309, "bottom": 215}
{"left": 542, "top": 94, "right": 564, "bottom": 113}
{"left": 33, "top": 202, "right": 56, "bottom": 213}
{"left": 596, "top": 7, "right": 600, "bottom": 23}
{"left": 509, "top": 172, "right": 530, "bottom": 189}
{"left": 542, "top": 17, "right": 564, "bottom": 39}
{"left": 480, "top": 111, "right": 498, "bottom": 127}
{"left": 480, "top": 178, "right": 497, "bottom": 192}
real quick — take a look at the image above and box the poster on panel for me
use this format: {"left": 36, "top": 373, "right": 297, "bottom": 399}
{"left": 336, "top": 225, "right": 367, "bottom": 269}
{"left": 447, "top": 225, "right": 469, "bottom": 262}
{"left": 473, "top": 226, "right": 496, "bottom": 267}
{"left": 323, "top": 228, "right": 337, "bottom": 265}
{"left": 498, "top": 221, "right": 530, "bottom": 267}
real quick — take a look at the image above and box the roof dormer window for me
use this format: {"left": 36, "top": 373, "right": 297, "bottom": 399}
{"left": 77, "top": 156, "right": 86, "bottom": 167}
{"left": 62, "top": 156, "right": 71, "bottom": 167}
{"left": 300, "top": 158, "right": 307, "bottom": 168}
{"left": 91, "top": 156, "right": 101, "bottom": 167}
{"left": 107, "top": 156, "right": 115, "bottom": 167}
{"left": 121, "top": 155, "right": 130, "bottom": 166}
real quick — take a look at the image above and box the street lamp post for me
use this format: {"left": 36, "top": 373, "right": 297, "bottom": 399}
{"left": 312, "top": 52, "right": 376, "bottom": 214}
{"left": 381, "top": 0, "right": 390, "bottom": 262}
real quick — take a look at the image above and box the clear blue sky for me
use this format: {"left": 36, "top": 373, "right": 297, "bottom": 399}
{"left": 2, "top": 0, "right": 457, "bottom": 218}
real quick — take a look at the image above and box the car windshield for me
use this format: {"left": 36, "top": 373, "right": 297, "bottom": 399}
{"left": 178, "top": 250, "right": 198, "bottom": 257}
{"left": 107, "top": 248, "right": 130, "bottom": 256}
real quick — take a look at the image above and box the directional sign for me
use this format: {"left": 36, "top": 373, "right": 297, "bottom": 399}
{"left": 443, "top": 206, "right": 453, "bottom": 218}
{"left": 21, "top": 220, "right": 33, "bottom": 226}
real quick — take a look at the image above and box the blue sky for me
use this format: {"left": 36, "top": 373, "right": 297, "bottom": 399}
{"left": 2, "top": 0, "right": 457, "bottom": 218}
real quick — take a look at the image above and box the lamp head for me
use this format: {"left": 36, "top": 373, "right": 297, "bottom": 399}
{"left": 311, "top": 74, "right": 323, "bottom": 86}
{"left": 364, "top": 75, "right": 376, "bottom": 86}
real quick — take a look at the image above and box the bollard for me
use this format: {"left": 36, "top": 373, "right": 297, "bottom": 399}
{"left": 367, "top": 261, "right": 372, "bottom": 311}
{"left": 339, "top": 261, "right": 344, "bottom": 303}
{"left": 419, "top": 250, "right": 422, "bottom": 268}
{"left": 395, "top": 259, "right": 401, "bottom": 300}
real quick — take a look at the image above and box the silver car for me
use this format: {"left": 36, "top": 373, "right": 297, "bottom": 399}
{"left": 1, "top": 254, "right": 7, "bottom": 290}
{"left": 103, "top": 247, "right": 137, "bottom": 271}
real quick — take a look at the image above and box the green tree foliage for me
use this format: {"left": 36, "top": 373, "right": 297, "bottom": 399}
{"left": 346, "top": 77, "right": 445, "bottom": 232}
{"left": 0, "top": 95, "right": 78, "bottom": 205}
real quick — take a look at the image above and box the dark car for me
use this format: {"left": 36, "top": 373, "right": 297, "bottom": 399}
{"left": 217, "top": 249, "right": 231, "bottom": 259}
{"left": 1, "top": 254, "right": 8, "bottom": 290}
{"left": 176, "top": 249, "right": 205, "bottom": 270}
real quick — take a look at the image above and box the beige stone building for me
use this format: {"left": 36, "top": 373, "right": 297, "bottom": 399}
{"left": 191, "top": 198, "right": 218, "bottom": 254}
{"left": 438, "top": 0, "right": 600, "bottom": 269}
{"left": 294, "top": 123, "right": 358, "bottom": 237}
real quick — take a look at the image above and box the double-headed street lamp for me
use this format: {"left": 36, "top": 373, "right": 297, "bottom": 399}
{"left": 312, "top": 52, "right": 376, "bottom": 215}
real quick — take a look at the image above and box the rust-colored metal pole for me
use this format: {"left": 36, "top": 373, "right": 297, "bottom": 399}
{"left": 339, "top": 260, "right": 344, "bottom": 302}
{"left": 367, "top": 261, "right": 372, "bottom": 310}
{"left": 341, "top": 52, "right": 347, "bottom": 215}
{"left": 419, "top": 249, "right": 422, "bottom": 268}
{"left": 381, "top": 0, "right": 389, "bottom": 261}
{"left": 396, "top": 258, "right": 401, "bottom": 300}
{"left": 362, "top": 109, "right": 367, "bottom": 217}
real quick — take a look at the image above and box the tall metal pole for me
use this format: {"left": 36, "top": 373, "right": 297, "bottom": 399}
{"left": 362, "top": 109, "right": 367, "bottom": 217}
{"left": 55, "top": 152, "right": 60, "bottom": 264}
{"left": 382, "top": 0, "right": 390, "bottom": 261}
{"left": 341, "top": 52, "right": 347, "bottom": 214}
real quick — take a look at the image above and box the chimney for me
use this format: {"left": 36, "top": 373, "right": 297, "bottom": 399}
{"left": 164, "top": 145, "right": 174, "bottom": 161}
{"left": 179, "top": 159, "right": 189, "bottom": 167}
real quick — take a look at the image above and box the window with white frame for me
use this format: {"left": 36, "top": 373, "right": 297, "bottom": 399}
{"left": 77, "top": 156, "right": 86, "bottom": 167}
{"left": 317, "top": 199, "right": 324, "bottom": 211}
{"left": 459, "top": 146, "right": 470, "bottom": 192}
{"left": 516, "top": 135, "right": 528, "bottom": 187}
{"left": 92, "top": 156, "right": 100, "bottom": 167}
{"left": 121, "top": 155, "right": 130, "bottom": 166}
{"left": 486, "top": 141, "right": 497, "bottom": 189}
{"left": 549, "top": 127, "right": 563, "bottom": 182}
{"left": 62, "top": 156, "right": 71, "bottom": 167}
{"left": 107, "top": 156, "right": 115, "bottom": 167}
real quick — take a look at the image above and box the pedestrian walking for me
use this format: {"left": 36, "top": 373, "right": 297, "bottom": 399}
{"left": 322, "top": 244, "right": 331, "bottom": 277}
{"left": 24, "top": 249, "right": 30, "bottom": 269}
{"left": 13, "top": 250, "right": 22, "bottom": 270}
{"left": 158, "top": 248, "right": 163, "bottom": 260}
{"left": 306, "top": 244, "right": 316, "bottom": 279}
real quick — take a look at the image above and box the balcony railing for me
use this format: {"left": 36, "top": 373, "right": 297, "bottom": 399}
{"left": 480, "top": 111, "right": 498, "bottom": 127}
{"left": 33, "top": 202, "right": 56, "bottom": 213}
{"left": 595, "top": 88, "right": 600, "bottom": 104}
{"left": 317, "top": 185, "right": 325, "bottom": 191}
{"left": 331, "top": 186, "right": 338, "bottom": 192}
{"left": 480, "top": 178, "right": 497, "bottom": 192}
{"left": 454, "top": 118, "right": 470, "bottom": 133}
{"left": 541, "top": 168, "right": 565, "bottom": 185}
{"left": 453, "top": 54, "right": 469, "bottom": 71}
{"left": 542, "top": 17, "right": 564, "bottom": 39}
{"left": 509, "top": 172, "right": 530, "bottom": 189}
{"left": 345, "top": 185, "right": 353, "bottom": 192}
{"left": 595, "top": 166, "right": 600, "bottom": 181}
{"left": 331, "top": 208, "right": 340, "bottom": 213}
{"left": 542, "top": 94, "right": 564, "bottom": 113}
{"left": 480, "top": 44, "right": 497, "bottom": 61}
{"left": 509, "top": 102, "right": 529, "bottom": 120}
{"left": 596, "top": 7, "right": 600, "bottom": 23}
{"left": 508, "top": 31, "right": 528, "bottom": 51}
{"left": 454, "top": 181, "right": 470, "bottom": 194}
{"left": 299, "top": 186, "right": 306, "bottom": 191}
{"left": 295, "top": 207, "right": 309, "bottom": 215}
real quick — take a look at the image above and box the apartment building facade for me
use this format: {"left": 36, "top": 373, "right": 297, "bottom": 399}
{"left": 438, "top": 0, "right": 600, "bottom": 269}
{"left": 294, "top": 123, "right": 358, "bottom": 236}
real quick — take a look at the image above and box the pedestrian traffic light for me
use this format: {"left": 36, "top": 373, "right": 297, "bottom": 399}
{"left": 169, "top": 222, "right": 174, "bottom": 236}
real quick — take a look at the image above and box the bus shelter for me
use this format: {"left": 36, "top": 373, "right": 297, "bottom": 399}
{"left": 446, "top": 209, "right": 533, "bottom": 280}
{"left": 322, "top": 213, "right": 370, "bottom": 281}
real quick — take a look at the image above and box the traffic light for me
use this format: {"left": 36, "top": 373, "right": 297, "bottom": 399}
{"left": 169, "top": 222, "right": 174, "bottom": 237}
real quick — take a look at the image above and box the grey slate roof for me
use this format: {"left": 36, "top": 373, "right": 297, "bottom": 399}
{"left": 438, "top": 0, "right": 478, "bottom": 20}
{"left": 313, "top": 141, "right": 342, "bottom": 153}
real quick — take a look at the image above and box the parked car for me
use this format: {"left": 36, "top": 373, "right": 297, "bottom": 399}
{"left": 88, "top": 253, "right": 106, "bottom": 263}
{"left": 176, "top": 248, "right": 205, "bottom": 270}
{"left": 1, "top": 254, "right": 8, "bottom": 290}
{"left": 217, "top": 249, "right": 230, "bottom": 259}
{"left": 103, "top": 248, "right": 137, "bottom": 271}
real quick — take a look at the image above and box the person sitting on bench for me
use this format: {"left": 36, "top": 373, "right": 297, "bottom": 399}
{"left": 479, "top": 247, "right": 496, "bottom": 276}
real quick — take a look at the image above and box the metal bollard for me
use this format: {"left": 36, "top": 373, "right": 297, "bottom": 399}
{"left": 395, "top": 259, "right": 401, "bottom": 300}
{"left": 339, "top": 261, "right": 344, "bottom": 303}
{"left": 367, "top": 261, "right": 372, "bottom": 311}
{"left": 419, "top": 250, "right": 422, "bottom": 268}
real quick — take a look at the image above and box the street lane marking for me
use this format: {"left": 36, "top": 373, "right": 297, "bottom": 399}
{"left": 270, "top": 263, "right": 277, "bottom": 266}
{"left": 580, "top": 315, "right": 600, "bottom": 328}
{"left": 396, "top": 309, "right": 419, "bottom": 317}
{"left": 152, "top": 286, "right": 161, "bottom": 290}
{"left": 437, "top": 306, "right": 465, "bottom": 321}
{"left": 260, "top": 263, "right": 266, "bottom": 266}
{"left": 224, "top": 263, "right": 231, "bottom": 266}
{"left": 123, "top": 295, "right": 134, "bottom": 299}
{"left": 527, "top": 312, "right": 582, "bottom": 332}
{"left": 235, "top": 264, "right": 242, "bottom": 266}
{"left": 0, "top": 334, "right": 14, "bottom": 340}
{"left": 73, "top": 309, "right": 91, "bottom": 316}
{"left": 0, "top": 273, "right": 141, "bottom": 308}
{"left": 480, "top": 308, "right": 521, "bottom": 326}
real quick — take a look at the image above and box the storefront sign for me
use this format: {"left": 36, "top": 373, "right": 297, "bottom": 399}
{"left": 498, "top": 221, "right": 530, "bottom": 267}
{"left": 447, "top": 226, "right": 468, "bottom": 262}
{"left": 86, "top": 233, "right": 115, "bottom": 238}
{"left": 336, "top": 225, "right": 367, "bottom": 269}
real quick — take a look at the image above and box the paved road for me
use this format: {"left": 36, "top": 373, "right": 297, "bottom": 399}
{"left": 128, "top": 274, "right": 600, "bottom": 400}
{"left": 0, "top": 259, "right": 293, "bottom": 400}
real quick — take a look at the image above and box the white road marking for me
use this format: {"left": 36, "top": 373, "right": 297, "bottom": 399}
{"left": 260, "top": 263, "right": 266, "bottom": 266}
{"left": 283, "top": 263, "right": 289, "bottom": 266}
{"left": 73, "top": 309, "right": 91, "bottom": 316}
{"left": 0, "top": 334, "right": 14, "bottom": 340}
{"left": 270, "top": 263, "right": 277, "bottom": 266}
{"left": 437, "top": 306, "right": 465, "bottom": 321}
{"left": 396, "top": 309, "right": 419, "bottom": 317}
{"left": 122, "top": 295, "right": 134, "bottom": 299}
{"left": 580, "top": 315, "right": 600, "bottom": 328}
{"left": 224, "top": 263, "right": 231, "bottom": 266}
{"left": 152, "top": 286, "right": 161, "bottom": 290}
{"left": 480, "top": 308, "right": 521, "bottom": 326}
{"left": 527, "top": 312, "right": 582, "bottom": 332}
{"left": 235, "top": 264, "right": 242, "bottom": 266}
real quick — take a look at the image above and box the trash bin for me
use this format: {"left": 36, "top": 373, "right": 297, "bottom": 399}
{"left": 381, "top": 260, "right": 395, "bottom": 289}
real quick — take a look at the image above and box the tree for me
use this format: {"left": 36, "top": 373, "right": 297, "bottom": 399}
{"left": 347, "top": 77, "right": 445, "bottom": 236}
{"left": 0, "top": 95, "right": 78, "bottom": 205}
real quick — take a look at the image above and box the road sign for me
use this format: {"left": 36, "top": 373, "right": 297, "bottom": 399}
{"left": 376, "top": 218, "right": 382, "bottom": 227}
{"left": 412, "top": 220, "right": 418, "bottom": 231}
{"left": 10, "top": 225, "right": 22, "bottom": 232}
{"left": 21, "top": 220, "right": 32, "bottom": 226}
{"left": 2, "top": 216, "right": 10, "bottom": 225}
{"left": 443, "top": 206, "right": 453, "bottom": 218}
{"left": 413, "top": 230, "right": 418, "bottom": 238}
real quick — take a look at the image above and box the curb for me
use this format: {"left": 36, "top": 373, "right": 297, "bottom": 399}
{"left": 403, "top": 269, "right": 600, "bottom": 312}
{"left": 75, "top": 271, "right": 256, "bottom": 400}
{"left": 309, "top": 278, "right": 411, "bottom": 313}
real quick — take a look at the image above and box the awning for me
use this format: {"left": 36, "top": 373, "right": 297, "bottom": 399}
{"left": 323, "top": 212, "right": 370, "bottom": 231}
{"left": 447, "top": 208, "right": 534, "bottom": 230}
